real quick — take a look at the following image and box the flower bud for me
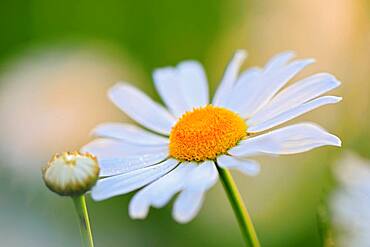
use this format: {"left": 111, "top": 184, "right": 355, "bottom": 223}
{"left": 42, "top": 151, "right": 100, "bottom": 196}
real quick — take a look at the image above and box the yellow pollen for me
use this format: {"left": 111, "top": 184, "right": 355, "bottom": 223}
{"left": 169, "top": 105, "right": 247, "bottom": 162}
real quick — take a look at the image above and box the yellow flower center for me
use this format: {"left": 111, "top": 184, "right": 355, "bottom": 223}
{"left": 169, "top": 105, "right": 247, "bottom": 162}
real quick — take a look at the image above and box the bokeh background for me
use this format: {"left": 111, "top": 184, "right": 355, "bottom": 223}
{"left": 0, "top": 0, "right": 369, "bottom": 246}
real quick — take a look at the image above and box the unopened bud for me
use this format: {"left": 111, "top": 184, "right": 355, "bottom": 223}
{"left": 42, "top": 151, "right": 100, "bottom": 196}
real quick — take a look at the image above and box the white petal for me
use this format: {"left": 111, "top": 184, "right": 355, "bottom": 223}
{"left": 212, "top": 50, "right": 247, "bottom": 106}
{"left": 263, "top": 51, "right": 295, "bottom": 72}
{"left": 153, "top": 61, "right": 209, "bottom": 117}
{"left": 81, "top": 138, "right": 168, "bottom": 158}
{"left": 222, "top": 51, "right": 294, "bottom": 109}
{"left": 220, "top": 67, "right": 262, "bottom": 108}
{"left": 184, "top": 160, "right": 218, "bottom": 190}
{"left": 248, "top": 96, "right": 342, "bottom": 132}
{"left": 172, "top": 189, "right": 205, "bottom": 224}
{"left": 91, "top": 158, "right": 179, "bottom": 201}
{"left": 92, "top": 122, "right": 169, "bottom": 145}
{"left": 153, "top": 68, "right": 191, "bottom": 117}
{"left": 169, "top": 161, "right": 218, "bottom": 223}
{"left": 217, "top": 155, "right": 260, "bottom": 176}
{"left": 177, "top": 61, "right": 209, "bottom": 108}
{"left": 129, "top": 163, "right": 196, "bottom": 219}
{"left": 229, "top": 123, "right": 341, "bottom": 157}
{"left": 98, "top": 152, "right": 169, "bottom": 177}
{"left": 227, "top": 59, "right": 315, "bottom": 118}
{"left": 108, "top": 83, "right": 176, "bottom": 135}
{"left": 248, "top": 73, "right": 341, "bottom": 126}
{"left": 128, "top": 191, "right": 150, "bottom": 219}
{"left": 235, "top": 67, "right": 261, "bottom": 86}
{"left": 149, "top": 163, "right": 196, "bottom": 208}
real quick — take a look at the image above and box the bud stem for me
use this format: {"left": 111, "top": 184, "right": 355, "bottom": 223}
{"left": 72, "top": 195, "right": 95, "bottom": 247}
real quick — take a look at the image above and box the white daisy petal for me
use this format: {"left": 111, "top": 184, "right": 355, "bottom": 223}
{"left": 184, "top": 160, "right": 218, "bottom": 190}
{"left": 149, "top": 163, "right": 196, "bottom": 208}
{"left": 170, "top": 161, "right": 218, "bottom": 223}
{"left": 98, "top": 152, "right": 169, "bottom": 177}
{"left": 248, "top": 96, "right": 342, "bottom": 132}
{"left": 221, "top": 67, "right": 262, "bottom": 109}
{"left": 92, "top": 122, "right": 169, "bottom": 145}
{"left": 153, "top": 61, "right": 209, "bottom": 117}
{"left": 212, "top": 50, "right": 247, "bottom": 106}
{"left": 217, "top": 155, "right": 260, "bottom": 176}
{"left": 235, "top": 67, "right": 261, "bottom": 86}
{"left": 172, "top": 189, "right": 205, "bottom": 224}
{"left": 153, "top": 68, "right": 191, "bottom": 117}
{"left": 177, "top": 61, "right": 209, "bottom": 108}
{"left": 263, "top": 51, "right": 295, "bottom": 72}
{"left": 128, "top": 191, "right": 150, "bottom": 219}
{"left": 223, "top": 51, "right": 294, "bottom": 109}
{"left": 248, "top": 73, "right": 341, "bottom": 126}
{"left": 229, "top": 123, "right": 341, "bottom": 157}
{"left": 108, "top": 83, "right": 176, "bottom": 135}
{"left": 91, "top": 158, "right": 179, "bottom": 201}
{"left": 227, "top": 58, "right": 315, "bottom": 118}
{"left": 81, "top": 138, "right": 168, "bottom": 158}
{"left": 129, "top": 163, "right": 196, "bottom": 219}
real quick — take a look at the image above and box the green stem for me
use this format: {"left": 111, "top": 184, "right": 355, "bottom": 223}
{"left": 72, "top": 195, "right": 95, "bottom": 247}
{"left": 216, "top": 165, "right": 261, "bottom": 247}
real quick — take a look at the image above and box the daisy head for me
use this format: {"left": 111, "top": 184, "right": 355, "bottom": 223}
{"left": 83, "top": 50, "right": 341, "bottom": 223}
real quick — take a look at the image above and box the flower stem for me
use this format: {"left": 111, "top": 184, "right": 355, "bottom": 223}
{"left": 216, "top": 165, "right": 261, "bottom": 247}
{"left": 72, "top": 195, "right": 95, "bottom": 247}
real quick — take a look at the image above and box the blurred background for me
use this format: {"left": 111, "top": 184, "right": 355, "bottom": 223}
{"left": 0, "top": 0, "right": 369, "bottom": 246}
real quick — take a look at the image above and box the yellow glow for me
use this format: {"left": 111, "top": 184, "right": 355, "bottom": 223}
{"left": 169, "top": 105, "right": 247, "bottom": 161}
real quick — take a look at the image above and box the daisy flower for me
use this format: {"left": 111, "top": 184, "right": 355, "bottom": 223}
{"left": 83, "top": 50, "right": 341, "bottom": 245}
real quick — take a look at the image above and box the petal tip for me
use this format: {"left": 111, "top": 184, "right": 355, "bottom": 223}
{"left": 332, "top": 76, "right": 341, "bottom": 87}
{"left": 172, "top": 213, "right": 193, "bottom": 224}
{"left": 89, "top": 125, "right": 102, "bottom": 137}
{"left": 234, "top": 49, "right": 248, "bottom": 59}
{"left": 107, "top": 82, "right": 127, "bottom": 99}
{"left": 129, "top": 209, "right": 149, "bottom": 220}
{"left": 153, "top": 67, "right": 173, "bottom": 79}
{"left": 332, "top": 136, "right": 342, "bottom": 147}
{"left": 285, "top": 50, "right": 296, "bottom": 56}
{"left": 249, "top": 166, "right": 261, "bottom": 176}
{"left": 278, "top": 50, "right": 296, "bottom": 59}
{"left": 302, "top": 58, "right": 316, "bottom": 65}
{"left": 178, "top": 60, "right": 202, "bottom": 67}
